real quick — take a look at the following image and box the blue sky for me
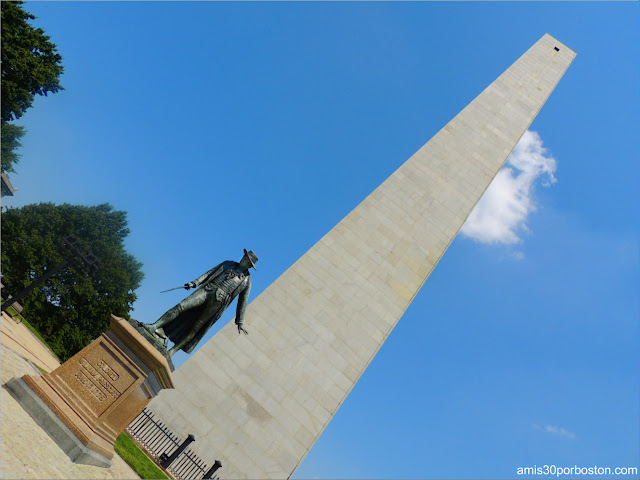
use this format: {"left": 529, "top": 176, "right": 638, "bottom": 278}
{"left": 3, "top": 2, "right": 638, "bottom": 479}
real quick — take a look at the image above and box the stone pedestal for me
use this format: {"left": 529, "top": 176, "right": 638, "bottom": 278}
{"left": 5, "top": 314, "right": 174, "bottom": 467}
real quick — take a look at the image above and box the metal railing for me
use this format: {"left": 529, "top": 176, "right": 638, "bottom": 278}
{"left": 126, "top": 408, "right": 222, "bottom": 480}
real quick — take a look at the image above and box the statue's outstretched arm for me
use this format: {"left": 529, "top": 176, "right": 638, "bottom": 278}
{"left": 235, "top": 277, "right": 252, "bottom": 328}
{"left": 191, "top": 262, "right": 224, "bottom": 288}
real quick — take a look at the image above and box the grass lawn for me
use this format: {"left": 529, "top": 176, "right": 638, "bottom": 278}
{"left": 115, "top": 432, "right": 169, "bottom": 479}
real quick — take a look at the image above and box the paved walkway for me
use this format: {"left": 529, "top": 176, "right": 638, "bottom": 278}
{"left": 0, "top": 312, "right": 61, "bottom": 373}
{"left": 0, "top": 312, "right": 140, "bottom": 479}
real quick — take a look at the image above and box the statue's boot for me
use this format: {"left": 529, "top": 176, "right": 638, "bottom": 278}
{"left": 143, "top": 323, "right": 157, "bottom": 335}
{"left": 143, "top": 324, "right": 170, "bottom": 348}
{"left": 143, "top": 323, "right": 166, "bottom": 338}
{"left": 155, "top": 328, "right": 169, "bottom": 348}
{"left": 146, "top": 325, "right": 167, "bottom": 339}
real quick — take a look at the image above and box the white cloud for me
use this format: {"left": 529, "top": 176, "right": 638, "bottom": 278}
{"left": 460, "top": 130, "right": 557, "bottom": 245}
{"left": 511, "top": 251, "right": 525, "bottom": 260}
{"left": 532, "top": 422, "right": 576, "bottom": 439}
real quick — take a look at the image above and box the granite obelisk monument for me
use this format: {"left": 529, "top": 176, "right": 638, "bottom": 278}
{"left": 145, "top": 34, "right": 576, "bottom": 479}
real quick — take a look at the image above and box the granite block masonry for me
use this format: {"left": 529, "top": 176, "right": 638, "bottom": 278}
{"left": 145, "top": 34, "right": 576, "bottom": 479}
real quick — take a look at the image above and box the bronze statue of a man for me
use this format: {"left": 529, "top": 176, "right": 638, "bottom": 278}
{"left": 145, "top": 249, "right": 258, "bottom": 357}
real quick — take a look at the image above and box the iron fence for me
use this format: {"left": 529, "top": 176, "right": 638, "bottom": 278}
{"left": 126, "top": 408, "right": 221, "bottom": 480}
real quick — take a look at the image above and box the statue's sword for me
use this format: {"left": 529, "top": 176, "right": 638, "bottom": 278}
{"left": 160, "top": 285, "right": 187, "bottom": 293}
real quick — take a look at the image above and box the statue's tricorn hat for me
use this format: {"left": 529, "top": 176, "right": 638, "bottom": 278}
{"left": 244, "top": 249, "right": 258, "bottom": 270}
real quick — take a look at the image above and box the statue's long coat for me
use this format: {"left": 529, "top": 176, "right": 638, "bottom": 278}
{"left": 163, "top": 260, "right": 251, "bottom": 354}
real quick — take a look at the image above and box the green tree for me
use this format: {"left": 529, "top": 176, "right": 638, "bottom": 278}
{"left": 1, "top": 1, "right": 64, "bottom": 173}
{"left": 1, "top": 123, "right": 25, "bottom": 173}
{"left": 1, "top": 1, "right": 64, "bottom": 122}
{"left": 1, "top": 203, "right": 144, "bottom": 361}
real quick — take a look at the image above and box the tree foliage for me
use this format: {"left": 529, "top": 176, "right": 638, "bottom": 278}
{"left": 1, "top": 203, "right": 144, "bottom": 361}
{"left": 1, "top": 1, "right": 64, "bottom": 123}
{"left": 1, "top": 123, "right": 25, "bottom": 173}
{"left": 1, "top": 1, "right": 64, "bottom": 173}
